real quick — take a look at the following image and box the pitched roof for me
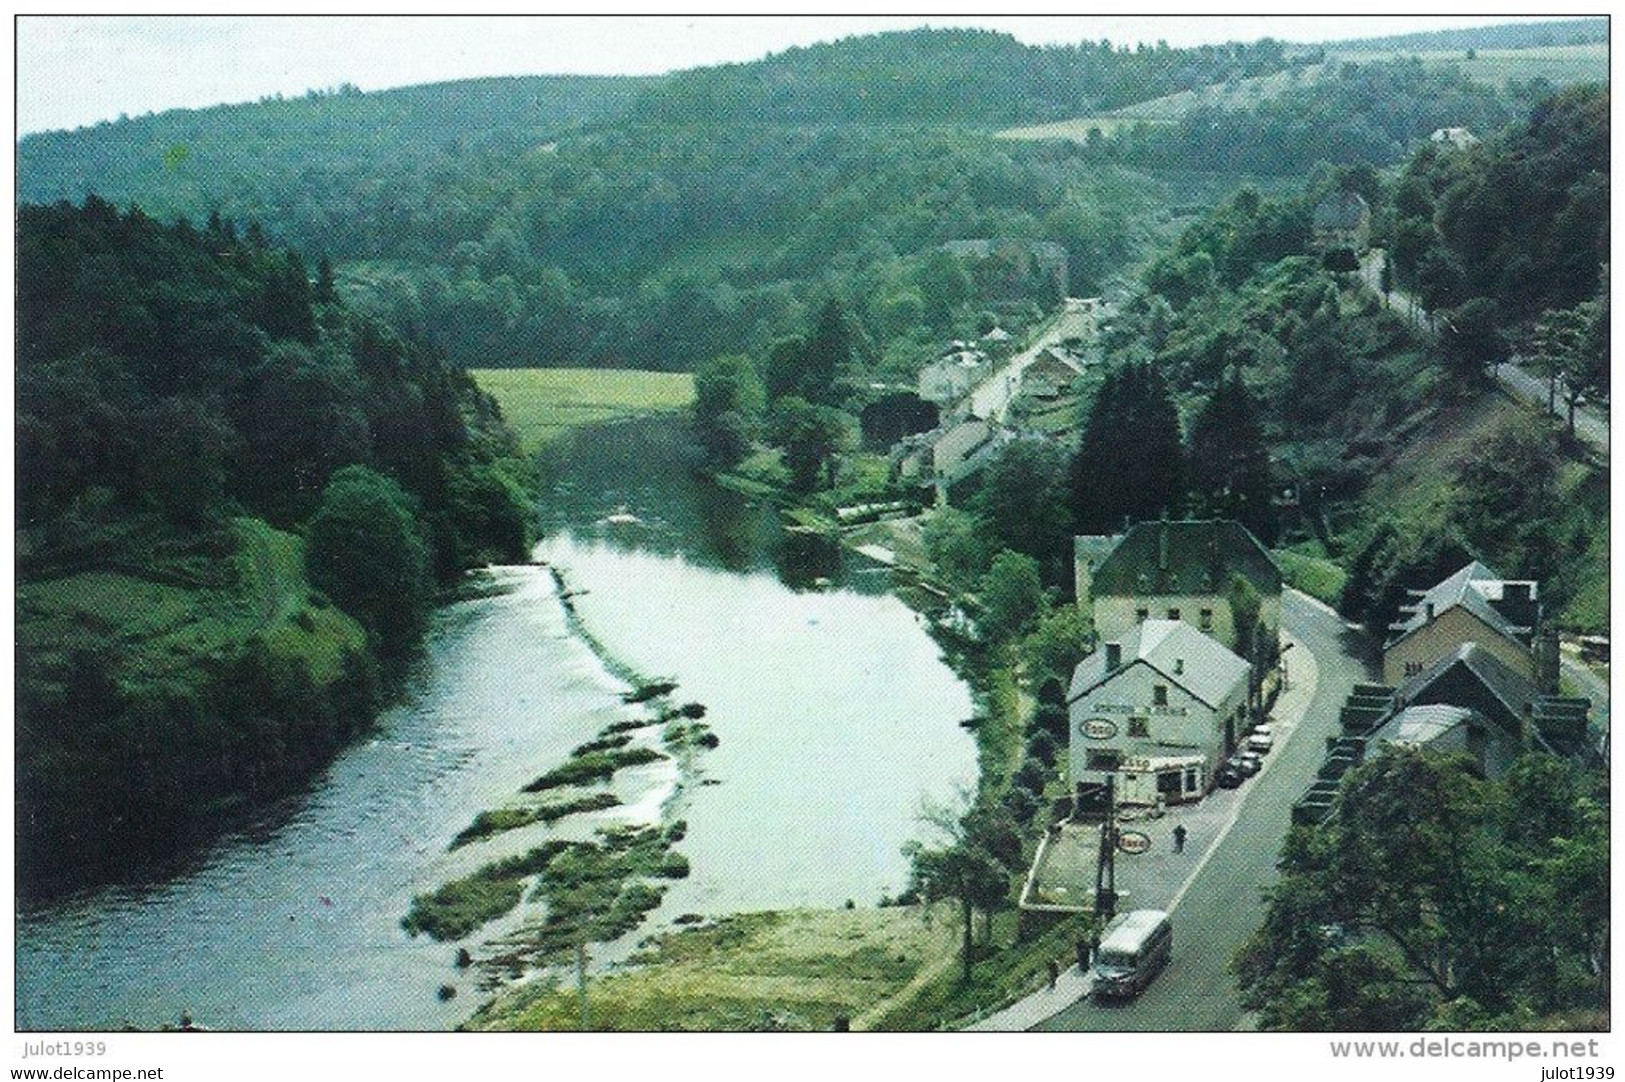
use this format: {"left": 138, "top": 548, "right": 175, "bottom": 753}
{"left": 1396, "top": 641, "right": 1536, "bottom": 733}
{"left": 1068, "top": 619, "right": 1250, "bottom": 709}
{"left": 1374, "top": 704, "right": 1477, "bottom": 746}
{"left": 1083, "top": 519, "right": 1280, "bottom": 598}
{"left": 1386, "top": 561, "right": 1536, "bottom": 648}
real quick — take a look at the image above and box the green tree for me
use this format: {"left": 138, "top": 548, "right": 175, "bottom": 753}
{"left": 971, "top": 440, "right": 1073, "bottom": 584}
{"left": 1187, "top": 369, "right": 1277, "bottom": 543}
{"left": 306, "top": 465, "right": 433, "bottom": 658}
{"left": 769, "top": 396, "right": 852, "bottom": 492}
{"left": 978, "top": 549, "right": 1045, "bottom": 646}
{"left": 1021, "top": 604, "right": 1093, "bottom": 692}
{"left": 905, "top": 798, "right": 1020, "bottom": 985}
{"left": 921, "top": 506, "right": 992, "bottom": 593}
{"left": 1237, "top": 747, "right": 1607, "bottom": 1030}
{"left": 1072, "top": 363, "right": 1185, "bottom": 533}
{"left": 692, "top": 354, "right": 766, "bottom": 469}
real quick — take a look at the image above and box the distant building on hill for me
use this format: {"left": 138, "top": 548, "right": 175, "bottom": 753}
{"left": 1430, "top": 126, "right": 1480, "bottom": 150}
{"left": 1311, "top": 190, "right": 1371, "bottom": 252}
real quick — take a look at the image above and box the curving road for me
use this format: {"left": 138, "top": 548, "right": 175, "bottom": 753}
{"left": 1034, "top": 591, "right": 1373, "bottom": 1032}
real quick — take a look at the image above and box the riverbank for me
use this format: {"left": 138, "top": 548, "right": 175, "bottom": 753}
{"left": 466, "top": 907, "right": 958, "bottom": 1031}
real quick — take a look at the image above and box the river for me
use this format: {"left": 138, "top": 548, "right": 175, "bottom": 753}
{"left": 15, "top": 414, "right": 977, "bottom": 1031}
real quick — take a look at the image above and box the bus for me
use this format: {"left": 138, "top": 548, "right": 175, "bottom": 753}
{"left": 1092, "top": 909, "right": 1172, "bottom": 1000}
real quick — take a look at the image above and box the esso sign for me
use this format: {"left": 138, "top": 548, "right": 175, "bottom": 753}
{"left": 1117, "top": 830, "right": 1152, "bottom": 855}
{"left": 1080, "top": 717, "right": 1117, "bottom": 740}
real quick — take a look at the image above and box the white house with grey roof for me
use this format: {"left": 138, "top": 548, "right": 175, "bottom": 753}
{"left": 1068, "top": 619, "right": 1251, "bottom": 806}
{"left": 1382, "top": 561, "right": 1539, "bottom": 685}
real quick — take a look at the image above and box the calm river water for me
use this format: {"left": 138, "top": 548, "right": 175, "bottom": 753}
{"left": 16, "top": 414, "right": 976, "bottom": 1031}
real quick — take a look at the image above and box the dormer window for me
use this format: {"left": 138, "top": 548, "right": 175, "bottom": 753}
{"left": 1153, "top": 684, "right": 1168, "bottom": 706}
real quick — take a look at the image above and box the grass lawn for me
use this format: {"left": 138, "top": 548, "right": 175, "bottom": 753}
{"left": 465, "top": 907, "right": 956, "bottom": 1031}
{"left": 1274, "top": 548, "right": 1348, "bottom": 610}
{"left": 470, "top": 368, "right": 695, "bottom": 455}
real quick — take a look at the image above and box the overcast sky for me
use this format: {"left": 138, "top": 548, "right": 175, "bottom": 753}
{"left": 16, "top": 14, "right": 1580, "bottom": 135}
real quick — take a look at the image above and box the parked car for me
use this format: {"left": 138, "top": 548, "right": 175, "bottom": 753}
{"left": 1234, "top": 751, "right": 1263, "bottom": 776}
{"left": 1246, "top": 726, "right": 1274, "bottom": 753}
{"left": 1215, "top": 762, "right": 1244, "bottom": 788}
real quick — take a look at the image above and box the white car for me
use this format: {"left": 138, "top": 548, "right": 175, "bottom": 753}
{"left": 1246, "top": 727, "right": 1274, "bottom": 753}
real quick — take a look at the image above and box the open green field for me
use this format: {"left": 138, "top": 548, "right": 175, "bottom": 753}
{"left": 466, "top": 907, "right": 956, "bottom": 1031}
{"left": 470, "top": 368, "right": 695, "bottom": 455}
{"left": 1328, "top": 42, "right": 1607, "bottom": 87}
{"left": 1009, "top": 41, "right": 1606, "bottom": 140}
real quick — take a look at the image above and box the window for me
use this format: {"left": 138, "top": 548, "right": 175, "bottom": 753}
{"left": 1086, "top": 749, "right": 1123, "bottom": 771}
{"left": 1167, "top": 608, "right": 1181, "bottom": 621}
{"left": 1128, "top": 717, "right": 1149, "bottom": 738}
{"left": 1199, "top": 608, "right": 1214, "bottom": 631}
{"left": 1185, "top": 768, "right": 1199, "bottom": 792}
{"left": 1153, "top": 685, "right": 1168, "bottom": 706}
{"left": 1404, "top": 661, "right": 1423, "bottom": 677}
{"left": 1135, "top": 607, "right": 1149, "bottom": 623}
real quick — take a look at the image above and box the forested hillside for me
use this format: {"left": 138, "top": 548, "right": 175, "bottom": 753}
{"left": 15, "top": 30, "right": 1319, "bottom": 376}
{"left": 16, "top": 198, "right": 533, "bottom": 890}
{"left": 1092, "top": 83, "right": 1608, "bottom": 634}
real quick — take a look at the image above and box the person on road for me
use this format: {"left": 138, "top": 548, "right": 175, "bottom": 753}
{"left": 1173, "top": 824, "right": 1188, "bottom": 853}
{"left": 1076, "top": 937, "right": 1091, "bottom": 972}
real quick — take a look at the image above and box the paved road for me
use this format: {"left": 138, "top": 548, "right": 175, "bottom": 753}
{"left": 1035, "top": 591, "right": 1373, "bottom": 1032}
{"left": 1491, "top": 360, "right": 1609, "bottom": 457}
{"left": 1359, "top": 250, "right": 1608, "bottom": 457}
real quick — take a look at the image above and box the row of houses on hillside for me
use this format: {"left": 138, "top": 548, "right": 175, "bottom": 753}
{"left": 1066, "top": 519, "right": 1283, "bottom": 805}
{"left": 891, "top": 329, "right": 1093, "bottom": 502}
{"left": 1295, "top": 559, "right": 1592, "bottom": 825}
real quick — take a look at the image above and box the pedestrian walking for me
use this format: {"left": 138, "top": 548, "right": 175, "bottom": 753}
{"left": 1047, "top": 959, "right": 1060, "bottom": 990}
{"left": 1173, "top": 824, "right": 1188, "bottom": 853}
{"left": 1075, "top": 937, "right": 1091, "bottom": 972}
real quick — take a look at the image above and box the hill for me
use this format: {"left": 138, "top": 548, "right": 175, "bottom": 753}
{"left": 16, "top": 198, "right": 535, "bottom": 892}
{"left": 1323, "top": 17, "right": 1605, "bottom": 53}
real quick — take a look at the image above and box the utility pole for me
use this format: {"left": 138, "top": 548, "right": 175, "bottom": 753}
{"left": 576, "top": 941, "right": 590, "bottom": 1031}
{"left": 1095, "top": 774, "right": 1118, "bottom": 920}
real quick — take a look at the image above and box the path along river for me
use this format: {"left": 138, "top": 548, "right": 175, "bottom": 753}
{"left": 16, "top": 414, "right": 976, "bottom": 1030}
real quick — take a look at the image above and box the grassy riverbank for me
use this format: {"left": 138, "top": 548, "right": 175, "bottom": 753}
{"left": 466, "top": 907, "right": 957, "bottom": 1031}
{"left": 470, "top": 368, "right": 695, "bottom": 455}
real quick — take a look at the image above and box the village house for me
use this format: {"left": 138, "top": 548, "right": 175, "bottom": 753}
{"left": 891, "top": 416, "right": 1013, "bottom": 499}
{"left": 1430, "top": 126, "right": 1480, "bottom": 150}
{"left": 1074, "top": 519, "right": 1282, "bottom": 666}
{"left": 1382, "top": 561, "right": 1539, "bottom": 685}
{"left": 1067, "top": 619, "right": 1251, "bottom": 805}
{"left": 916, "top": 343, "right": 987, "bottom": 406}
{"left": 1368, "top": 703, "right": 1520, "bottom": 780}
{"left": 1311, "top": 189, "right": 1372, "bottom": 252}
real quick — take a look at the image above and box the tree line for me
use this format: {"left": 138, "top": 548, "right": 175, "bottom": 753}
{"left": 16, "top": 198, "right": 534, "bottom": 889}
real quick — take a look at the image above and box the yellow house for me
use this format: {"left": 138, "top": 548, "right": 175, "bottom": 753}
{"left": 1382, "top": 561, "right": 1538, "bottom": 685}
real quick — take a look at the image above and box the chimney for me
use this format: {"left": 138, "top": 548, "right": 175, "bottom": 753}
{"left": 1174, "top": 658, "right": 1185, "bottom": 675}
{"left": 1105, "top": 642, "right": 1122, "bottom": 671}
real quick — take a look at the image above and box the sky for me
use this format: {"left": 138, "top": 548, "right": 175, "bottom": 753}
{"left": 15, "top": 14, "right": 1585, "bottom": 135}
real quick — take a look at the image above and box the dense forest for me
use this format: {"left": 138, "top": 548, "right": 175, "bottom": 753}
{"left": 16, "top": 199, "right": 533, "bottom": 890}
